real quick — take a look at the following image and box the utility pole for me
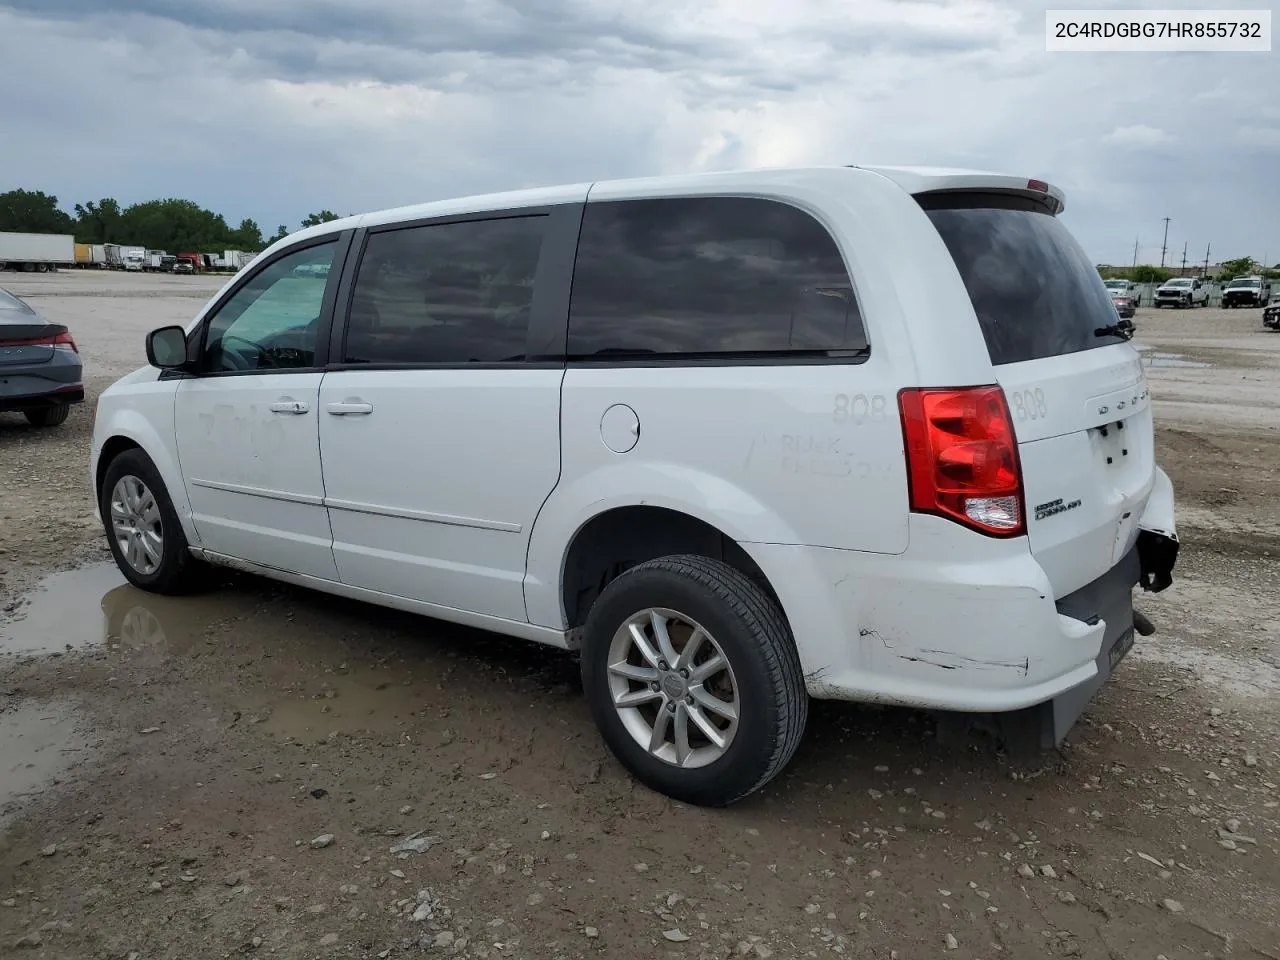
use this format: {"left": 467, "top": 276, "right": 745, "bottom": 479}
{"left": 1202, "top": 243, "right": 1211, "bottom": 278}
{"left": 1132, "top": 237, "right": 1139, "bottom": 268}
{"left": 1159, "top": 217, "right": 1171, "bottom": 268}
{"left": 1180, "top": 241, "right": 1188, "bottom": 275}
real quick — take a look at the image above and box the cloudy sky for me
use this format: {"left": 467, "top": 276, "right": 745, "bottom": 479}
{"left": 1, "top": 0, "right": 1276, "bottom": 266}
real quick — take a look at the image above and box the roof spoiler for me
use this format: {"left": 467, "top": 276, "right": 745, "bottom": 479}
{"left": 849, "top": 165, "right": 1066, "bottom": 215}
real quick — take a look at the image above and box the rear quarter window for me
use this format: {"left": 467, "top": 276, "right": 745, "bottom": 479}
{"left": 567, "top": 196, "right": 868, "bottom": 361}
{"left": 919, "top": 192, "right": 1125, "bottom": 366}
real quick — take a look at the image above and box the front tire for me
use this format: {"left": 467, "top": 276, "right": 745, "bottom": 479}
{"left": 24, "top": 404, "right": 70, "bottom": 427}
{"left": 100, "top": 448, "right": 205, "bottom": 594}
{"left": 580, "top": 555, "right": 807, "bottom": 807}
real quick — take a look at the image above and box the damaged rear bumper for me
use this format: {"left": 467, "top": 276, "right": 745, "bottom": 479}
{"left": 742, "top": 469, "right": 1179, "bottom": 749}
{"left": 955, "top": 472, "right": 1179, "bottom": 749}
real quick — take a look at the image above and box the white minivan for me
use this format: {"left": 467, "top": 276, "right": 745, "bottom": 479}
{"left": 91, "top": 166, "right": 1179, "bottom": 806}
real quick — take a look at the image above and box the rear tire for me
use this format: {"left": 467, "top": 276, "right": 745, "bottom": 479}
{"left": 100, "top": 448, "right": 206, "bottom": 595}
{"left": 580, "top": 555, "right": 807, "bottom": 807}
{"left": 24, "top": 404, "right": 70, "bottom": 427}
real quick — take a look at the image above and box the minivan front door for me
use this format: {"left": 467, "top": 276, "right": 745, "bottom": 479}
{"left": 318, "top": 211, "right": 572, "bottom": 623}
{"left": 175, "top": 237, "right": 346, "bottom": 580}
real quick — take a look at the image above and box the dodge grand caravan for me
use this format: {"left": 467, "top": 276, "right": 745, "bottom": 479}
{"left": 90, "top": 166, "right": 1179, "bottom": 806}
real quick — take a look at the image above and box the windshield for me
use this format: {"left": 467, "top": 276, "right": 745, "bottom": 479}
{"left": 1104, "top": 280, "right": 1126, "bottom": 289}
{"left": 1226, "top": 279, "right": 1258, "bottom": 288}
{"left": 1166, "top": 279, "right": 1192, "bottom": 287}
{"left": 920, "top": 191, "right": 1126, "bottom": 365}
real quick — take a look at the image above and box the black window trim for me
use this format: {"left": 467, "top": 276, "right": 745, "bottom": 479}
{"left": 562, "top": 194, "right": 873, "bottom": 370}
{"left": 181, "top": 229, "right": 354, "bottom": 380}
{"left": 326, "top": 203, "right": 585, "bottom": 372}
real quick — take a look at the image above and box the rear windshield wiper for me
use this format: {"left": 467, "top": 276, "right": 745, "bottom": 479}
{"left": 1094, "top": 320, "right": 1134, "bottom": 341}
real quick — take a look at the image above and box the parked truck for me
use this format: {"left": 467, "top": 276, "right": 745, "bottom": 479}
{"left": 120, "top": 246, "right": 146, "bottom": 272}
{"left": 0, "top": 231, "right": 76, "bottom": 272}
{"left": 218, "top": 249, "right": 256, "bottom": 271}
{"left": 91, "top": 244, "right": 106, "bottom": 267}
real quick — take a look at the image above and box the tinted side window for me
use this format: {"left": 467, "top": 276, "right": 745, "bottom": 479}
{"left": 203, "top": 240, "right": 337, "bottom": 373}
{"left": 343, "top": 216, "right": 547, "bottom": 365}
{"left": 919, "top": 192, "right": 1125, "bottom": 365}
{"left": 567, "top": 197, "right": 867, "bottom": 359}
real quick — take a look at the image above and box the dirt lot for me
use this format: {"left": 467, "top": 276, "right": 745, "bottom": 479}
{"left": 2, "top": 272, "right": 1278, "bottom": 960}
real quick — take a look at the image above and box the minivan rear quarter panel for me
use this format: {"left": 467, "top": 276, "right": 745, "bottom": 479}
{"left": 526, "top": 168, "right": 1011, "bottom": 629}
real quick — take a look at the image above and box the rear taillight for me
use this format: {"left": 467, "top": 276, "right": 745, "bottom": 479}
{"left": 0, "top": 331, "right": 78, "bottom": 353}
{"left": 898, "top": 385, "right": 1025, "bottom": 537}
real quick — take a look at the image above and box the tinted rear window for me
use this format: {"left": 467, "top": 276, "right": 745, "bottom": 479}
{"left": 920, "top": 192, "right": 1125, "bottom": 365}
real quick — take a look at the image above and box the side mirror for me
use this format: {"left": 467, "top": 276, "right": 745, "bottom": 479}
{"left": 146, "top": 326, "right": 189, "bottom": 370}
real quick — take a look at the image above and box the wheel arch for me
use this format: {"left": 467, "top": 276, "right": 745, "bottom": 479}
{"left": 557, "top": 505, "right": 785, "bottom": 635}
{"left": 93, "top": 415, "right": 198, "bottom": 545}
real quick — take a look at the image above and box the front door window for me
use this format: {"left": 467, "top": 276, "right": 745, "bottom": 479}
{"left": 202, "top": 241, "right": 337, "bottom": 372}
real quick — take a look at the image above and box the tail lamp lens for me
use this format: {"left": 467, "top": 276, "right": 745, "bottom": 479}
{"left": 0, "top": 331, "right": 78, "bottom": 353}
{"left": 898, "top": 385, "right": 1025, "bottom": 537}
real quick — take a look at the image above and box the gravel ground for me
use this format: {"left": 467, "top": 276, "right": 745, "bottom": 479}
{"left": 2, "top": 272, "right": 1278, "bottom": 960}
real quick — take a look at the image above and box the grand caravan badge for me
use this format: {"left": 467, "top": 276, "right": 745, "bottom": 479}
{"left": 1034, "top": 497, "right": 1082, "bottom": 522}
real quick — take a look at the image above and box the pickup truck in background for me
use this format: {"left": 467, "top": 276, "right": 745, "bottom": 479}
{"left": 1153, "top": 277, "right": 1208, "bottom": 308}
{"left": 1222, "top": 276, "right": 1271, "bottom": 308}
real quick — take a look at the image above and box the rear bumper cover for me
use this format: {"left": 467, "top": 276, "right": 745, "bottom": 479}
{"left": 1, "top": 352, "right": 84, "bottom": 412}
{"left": 0, "top": 382, "right": 84, "bottom": 412}
{"left": 744, "top": 472, "right": 1179, "bottom": 748}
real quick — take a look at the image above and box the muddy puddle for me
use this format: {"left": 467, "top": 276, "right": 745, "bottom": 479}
{"left": 0, "top": 700, "right": 90, "bottom": 828}
{"left": 0, "top": 563, "right": 223, "bottom": 656}
{"left": 1137, "top": 348, "right": 1211, "bottom": 369}
{"left": 0, "top": 563, "right": 529, "bottom": 744}
{"left": 253, "top": 670, "right": 435, "bottom": 741}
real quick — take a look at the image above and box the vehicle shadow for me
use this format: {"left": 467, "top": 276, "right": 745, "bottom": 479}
{"left": 99, "top": 567, "right": 1062, "bottom": 811}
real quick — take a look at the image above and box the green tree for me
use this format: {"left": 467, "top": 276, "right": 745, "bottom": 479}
{"left": 0, "top": 188, "right": 76, "bottom": 234}
{"left": 301, "top": 210, "right": 340, "bottom": 228}
{"left": 116, "top": 198, "right": 232, "bottom": 251}
{"left": 271, "top": 224, "right": 290, "bottom": 242}
{"left": 1131, "top": 265, "right": 1172, "bottom": 284}
{"left": 228, "top": 218, "right": 264, "bottom": 250}
{"left": 1219, "top": 256, "right": 1258, "bottom": 278}
{"left": 73, "top": 198, "right": 124, "bottom": 243}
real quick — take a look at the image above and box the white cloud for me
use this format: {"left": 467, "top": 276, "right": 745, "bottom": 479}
{"left": 0, "top": 0, "right": 1276, "bottom": 265}
{"left": 1102, "top": 125, "right": 1174, "bottom": 148}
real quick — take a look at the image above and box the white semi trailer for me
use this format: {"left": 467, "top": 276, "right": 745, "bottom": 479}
{"left": 0, "top": 231, "right": 76, "bottom": 272}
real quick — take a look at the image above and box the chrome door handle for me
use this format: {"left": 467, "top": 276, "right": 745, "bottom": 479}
{"left": 326, "top": 400, "right": 373, "bottom": 416}
{"left": 269, "top": 399, "right": 309, "bottom": 414}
